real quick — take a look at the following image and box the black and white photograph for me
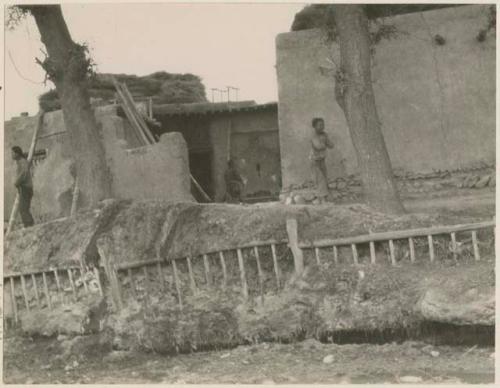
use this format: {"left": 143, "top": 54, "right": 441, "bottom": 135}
{"left": 2, "top": 2, "right": 496, "bottom": 384}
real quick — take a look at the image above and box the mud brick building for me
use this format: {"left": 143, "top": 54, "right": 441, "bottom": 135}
{"left": 4, "top": 106, "right": 193, "bottom": 223}
{"left": 152, "top": 101, "right": 281, "bottom": 202}
{"left": 4, "top": 101, "right": 281, "bottom": 222}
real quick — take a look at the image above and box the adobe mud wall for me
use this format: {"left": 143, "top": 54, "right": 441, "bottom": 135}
{"left": 4, "top": 200, "right": 494, "bottom": 351}
{"left": 4, "top": 107, "right": 193, "bottom": 223}
{"left": 100, "top": 113, "right": 192, "bottom": 204}
{"left": 276, "top": 5, "right": 495, "bottom": 190}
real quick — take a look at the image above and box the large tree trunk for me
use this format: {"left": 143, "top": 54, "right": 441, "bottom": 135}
{"left": 333, "top": 5, "right": 405, "bottom": 214}
{"left": 22, "top": 5, "right": 112, "bottom": 209}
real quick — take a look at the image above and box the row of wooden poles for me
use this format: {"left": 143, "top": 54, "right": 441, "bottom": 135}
{"left": 112, "top": 77, "right": 156, "bottom": 146}
{"left": 311, "top": 227, "right": 485, "bottom": 266}
{"left": 6, "top": 266, "right": 103, "bottom": 324}
{"left": 103, "top": 219, "right": 494, "bottom": 311}
{"left": 106, "top": 242, "right": 285, "bottom": 311}
{"left": 5, "top": 220, "right": 494, "bottom": 318}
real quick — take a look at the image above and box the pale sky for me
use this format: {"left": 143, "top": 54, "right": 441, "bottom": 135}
{"left": 5, "top": 3, "right": 304, "bottom": 120}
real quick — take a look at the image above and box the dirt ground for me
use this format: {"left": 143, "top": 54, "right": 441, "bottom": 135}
{"left": 3, "top": 336, "right": 494, "bottom": 384}
{"left": 403, "top": 189, "right": 494, "bottom": 219}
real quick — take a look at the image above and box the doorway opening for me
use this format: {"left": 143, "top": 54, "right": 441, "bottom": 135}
{"left": 189, "top": 149, "right": 213, "bottom": 202}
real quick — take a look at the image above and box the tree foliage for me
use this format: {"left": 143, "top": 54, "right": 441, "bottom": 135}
{"left": 291, "top": 4, "right": 464, "bottom": 32}
{"left": 5, "top": 6, "right": 30, "bottom": 29}
{"left": 11, "top": 5, "right": 112, "bottom": 209}
{"left": 476, "top": 5, "right": 496, "bottom": 42}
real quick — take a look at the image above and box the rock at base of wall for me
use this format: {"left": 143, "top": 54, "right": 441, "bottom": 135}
{"left": 473, "top": 175, "right": 491, "bottom": 189}
{"left": 58, "top": 331, "right": 114, "bottom": 362}
{"left": 462, "top": 175, "right": 481, "bottom": 188}
{"left": 418, "top": 287, "right": 495, "bottom": 326}
{"left": 20, "top": 296, "right": 107, "bottom": 337}
{"left": 106, "top": 296, "right": 242, "bottom": 354}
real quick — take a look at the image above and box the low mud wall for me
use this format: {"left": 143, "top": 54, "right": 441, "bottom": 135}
{"left": 4, "top": 200, "right": 495, "bottom": 354}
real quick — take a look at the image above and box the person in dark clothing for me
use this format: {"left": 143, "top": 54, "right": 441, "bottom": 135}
{"left": 224, "top": 159, "right": 244, "bottom": 203}
{"left": 11, "top": 146, "right": 34, "bottom": 228}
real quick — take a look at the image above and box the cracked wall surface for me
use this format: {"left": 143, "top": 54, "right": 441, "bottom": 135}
{"left": 276, "top": 5, "right": 495, "bottom": 190}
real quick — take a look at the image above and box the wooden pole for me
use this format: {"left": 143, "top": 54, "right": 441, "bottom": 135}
{"left": 227, "top": 118, "right": 232, "bottom": 162}
{"left": 172, "top": 259, "right": 183, "bottom": 309}
{"left": 236, "top": 249, "right": 249, "bottom": 299}
{"left": 67, "top": 269, "right": 77, "bottom": 301}
{"left": 20, "top": 275, "right": 30, "bottom": 311}
{"left": 408, "top": 237, "right": 416, "bottom": 263}
{"left": 253, "top": 246, "right": 264, "bottom": 301}
{"left": 286, "top": 218, "right": 304, "bottom": 274}
{"left": 471, "top": 230, "right": 480, "bottom": 261}
{"left": 219, "top": 251, "right": 228, "bottom": 287}
{"left": 31, "top": 274, "right": 40, "bottom": 307}
{"left": 9, "top": 278, "right": 18, "bottom": 323}
{"left": 191, "top": 175, "right": 212, "bottom": 202}
{"left": 156, "top": 262, "right": 165, "bottom": 292}
{"left": 315, "top": 247, "right": 321, "bottom": 265}
{"left": 116, "top": 83, "right": 149, "bottom": 146}
{"left": 93, "top": 267, "right": 104, "bottom": 297}
{"left": 111, "top": 77, "right": 151, "bottom": 145}
{"left": 388, "top": 240, "right": 396, "bottom": 265}
{"left": 6, "top": 110, "right": 45, "bottom": 236}
{"left": 450, "top": 232, "right": 457, "bottom": 261}
{"left": 203, "top": 254, "right": 211, "bottom": 286}
{"left": 119, "top": 81, "right": 156, "bottom": 144}
{"left": 70, "top": 176, "right": 79, "bottom": 216}
{"left": 128, "top": 268, "right": 137, "bottom": 300}
{"left": 186, "top": 256, "right": 197, "bottom": 295}
{"left": 42, "top": 272, "right": 52, "bottom": 309}
{"left": 427, "top": 235, "right": 435, "bottom": 262}
{"left": 79, "top": 267, "right": 89, "bottom": 293}
{"left": 271, "top": 244, "right": 281, "bottom": 289}
{"left": 142, "top": 266, "right": 151, "bottom": 306}
{"left": 53, "top": 269, "right": 61, "bottom": 292}
{"left": 52, "top": 269, "right": 62, "bottom": 304}
{"left": 369, "top": 241, "right": 376, "bottom": 264}
{"left": 351, "top": 244, "right": 359, "bottom": 265}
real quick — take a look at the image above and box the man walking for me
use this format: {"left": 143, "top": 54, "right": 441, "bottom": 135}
{"left": 310, "top": 118, "right": 333, "bottom": 203}
{"left": 12, "top": 146, "right": 34, "bottom": 228}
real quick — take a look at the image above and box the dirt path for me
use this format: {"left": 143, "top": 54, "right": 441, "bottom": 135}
{"left": 404, "top": 190, "right": 494, "bottom": 219}
{"left": 3, "top": 336, "right": 494, "bottom": 384}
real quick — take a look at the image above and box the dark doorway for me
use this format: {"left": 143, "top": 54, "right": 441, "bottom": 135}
{"left": 189, "top": 150, "right": 213, "bottom": 202}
